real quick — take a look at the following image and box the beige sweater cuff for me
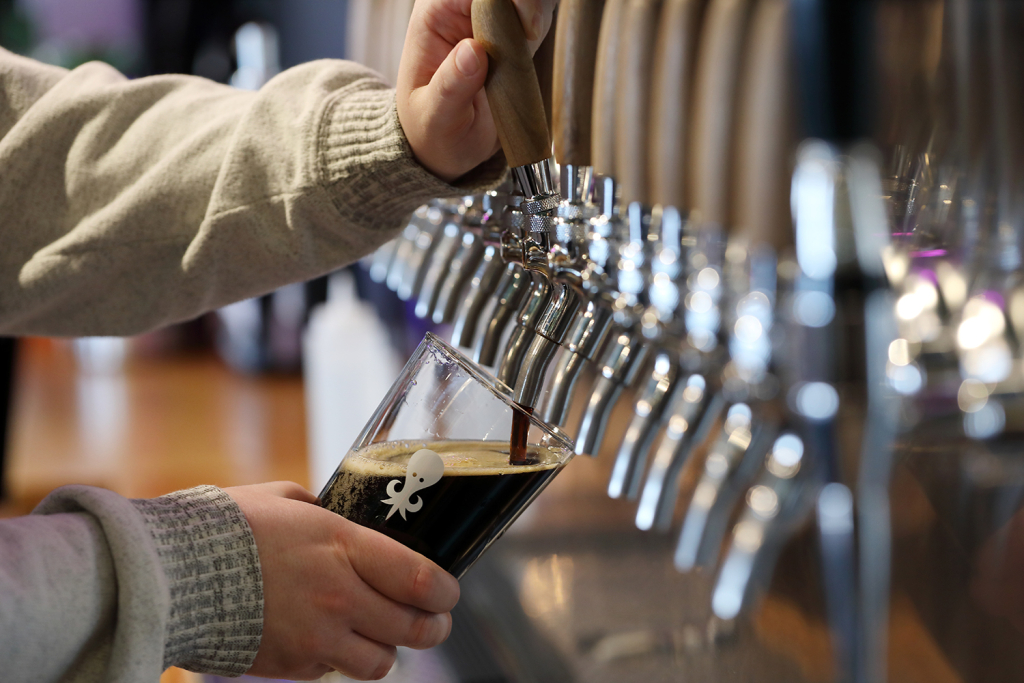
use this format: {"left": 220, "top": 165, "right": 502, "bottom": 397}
{"left": 131, "top": 486, "right": 263, "bottom": 677}
{"left": 317, "top": 78, "right": 506, "bottom": 234}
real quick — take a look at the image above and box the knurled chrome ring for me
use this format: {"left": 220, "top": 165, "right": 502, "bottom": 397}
{"left": 508, "top": 212, "right": 528, "bottom": 231}
{"left": 523, "top": 195, "right": 561, "bottom": 214}
{"left": 526, "top": 214, "right": 560, "bottom": 233}
{"left": 556, "top": 221, "right": 588, "bottom": 244}
{"left": 557, "top": 203, "right": 584, "bottom": 219}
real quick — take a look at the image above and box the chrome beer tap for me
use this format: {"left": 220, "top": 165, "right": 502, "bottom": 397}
{"left": 572, "top": 0, "right": 655, "bottom": 457}
{"left": 602, "top": 0, "right": 693, "bottom": 500}
{"left": 711, "top": 431, "right": 810, "bottom": 621}
{"left": 627, "top": 0, "right": 727, "bottom": 524}
{"left": 386, "top": 202, "right": 446, "bottom": 301}
{"left": 415, "top": 198, "right": 473, "bottom": 321}
{"left": 627, "top": 0, "right": 757, "bottom": 520}
{"left": 467, "top": 0, "right": 572, "bottom": 397}
{"left": 451, "top": 191, "right": 510, "bottom": 351}
{"left": 514, "top": 0, "right": 613, "bottom": 424}
{"left": 431, "top": 200, "right": 489, "bottom": 326}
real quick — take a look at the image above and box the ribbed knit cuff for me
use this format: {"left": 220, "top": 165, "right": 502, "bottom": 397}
{"left": 131, "top": 486, "right": 263, "bottom": 677}
{"left": 317, "top": 78, "right": 507, "bottom": 233}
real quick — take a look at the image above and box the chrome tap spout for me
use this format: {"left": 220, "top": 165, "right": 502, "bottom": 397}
{"left": 635, "top": 375, "right": 722, "bottom": 531}
{"left": 388, "top": 204, "right": 444, "bottom": 300}
{"left": 673, "top": 403, "right": 769, "bottom": 569}
{"left": 473, "top": 263, "right": 529, "bottom": 367}
{"left": 710, "top": 432, "right": 810, "bottom": 621}
{"left": 415, "top": 217, "right": 464, "bottom": 321}
{"left": 495, "top": 272, "right": 552, "bottom": 389}
{"left": 433, "top": 230, "right": 486, "bottom": 325}
{"left": 575, "top": 333, "right": 650, "bottom": 456}
{"left": 608, "top": 351, "right": 679, "bottom": 500}
{"left": 542, "top": 301, "right": 615, "bottom": 426}
{"left": 451, "top": 245, "right": 505, "bottom": 350}
{"left": 513, "top": 281, "right": 584, "bottom": 407}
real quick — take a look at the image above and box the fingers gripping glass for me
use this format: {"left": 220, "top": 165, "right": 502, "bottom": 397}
{"left": 318, "top": 333, "right": 574, "bottom": 578}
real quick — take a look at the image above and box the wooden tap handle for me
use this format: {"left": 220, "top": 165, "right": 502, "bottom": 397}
{"left": 472, "top": 0, "right": 553, "bottom": 168}
{"left": 591, "top": 0, "right": 629, "bottom": 176}
{"left": 552, "top": 0, "right": 607, "bottom": 166}
{"left": 732, "top": 0, "right": 795, "bottom": 250}
{"left": 648, "top": 0, "right": 706, "bottom": 208}
{"left": 534, "top": 9, "right": 558, "bottom": 132}
{"left": 688, "top": 0, "right": 753, "bottom": 226}
{"left": 615, "top": 0, "right": 663, "bottom": 206}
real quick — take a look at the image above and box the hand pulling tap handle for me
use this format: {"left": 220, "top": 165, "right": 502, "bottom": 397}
{"left": 472, "top": 0, "right": 556, "bottom": 198}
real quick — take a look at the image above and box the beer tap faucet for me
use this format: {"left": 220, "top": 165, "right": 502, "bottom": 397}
{"left": 711, "top": 431, "right": 809, "bottom": 620}
{"left": 615, "top": 0, "right": 745, "bottom": 508}
{"left": 709, "top": 0, "right": 858, "bottom": 623}
{"left": 432, "top": 200, "right": 489, "bottom": 326}
{"left": 386, "top": 202, "right": 446, "bottom": 301}
{"left": 467, "top": 0, "right": 567, "bottom": 392}
{"left": 573, "top": 0, "right": 655, "bottom": 457}
{"left": 416, "top": 198, "right": 474, "bottom": 321}
{"left": 636, "top": 0, "right": 795, "bottom": 539}
{"left": 606, "top": 0, "right": 693, "bottom": 500}
{"left": 451, "top": 192, "right": 510, "bottom": 351}
{"left": 510, "top": 0, "right": 609, "bottom": 414}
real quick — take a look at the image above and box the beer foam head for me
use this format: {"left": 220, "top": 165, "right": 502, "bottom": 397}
{"left": 341, "top": 440, "right": 564, "bottom": 476}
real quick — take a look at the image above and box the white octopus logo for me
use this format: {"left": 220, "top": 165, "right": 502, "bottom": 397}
{"left": 382, "top": 448, "right": 445, "bottom": 520}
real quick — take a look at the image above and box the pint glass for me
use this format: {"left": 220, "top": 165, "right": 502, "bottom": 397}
{"left": 318, "top": 333, "right": 574, "bottom": 578}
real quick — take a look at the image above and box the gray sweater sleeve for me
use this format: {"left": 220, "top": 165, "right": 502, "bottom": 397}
{"left": 0, "top": 47, "right": 504, "bottom": 337}
{"left": 2, "top": 485, "right": 263, "bottom": 681}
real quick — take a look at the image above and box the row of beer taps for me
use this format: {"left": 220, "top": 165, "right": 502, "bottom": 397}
{"left": 364, "top": 0, "right": 831, "bottom": 627}
{"left": 360, "top": 0, "right": 1024, "bottom": 679}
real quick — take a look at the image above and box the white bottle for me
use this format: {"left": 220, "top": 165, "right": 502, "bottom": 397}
{"left": 303, "top": 271, "right": 402, "bottom": 493}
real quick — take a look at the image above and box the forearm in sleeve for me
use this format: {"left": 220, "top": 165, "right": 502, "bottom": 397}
{"left": 0, "top": 48, "right": 504, "bottom": 336}
{"left": 0, "top": 484, "right": 264, "bottom": 682}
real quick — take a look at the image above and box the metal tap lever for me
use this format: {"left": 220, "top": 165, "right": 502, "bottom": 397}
{"left": 452, "top": 244, "right": 505, "bottom": 350}
{"left": 575, "top": 332, "right": 650, "bottom": 456}
{"left": 673, "top": 403, "right": 768, "bottom": 570}
{"left": 473, "top": 263, "right": 529, "bottom": 368}
{"left": 711, "top": 432, "right": 809, "bottom": 621}
{"left": 635, "top": 376, "right": 722, "bottom": 531}
{"left": 608, "top": 351, "right": 678, "bottom": 500}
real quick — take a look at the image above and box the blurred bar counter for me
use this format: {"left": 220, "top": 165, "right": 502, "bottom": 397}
{"left": 1, "top": 337, "right": 309, "bottom": 515}
{"left": 0, "top": 337, "right": 970, "bottom": 683}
